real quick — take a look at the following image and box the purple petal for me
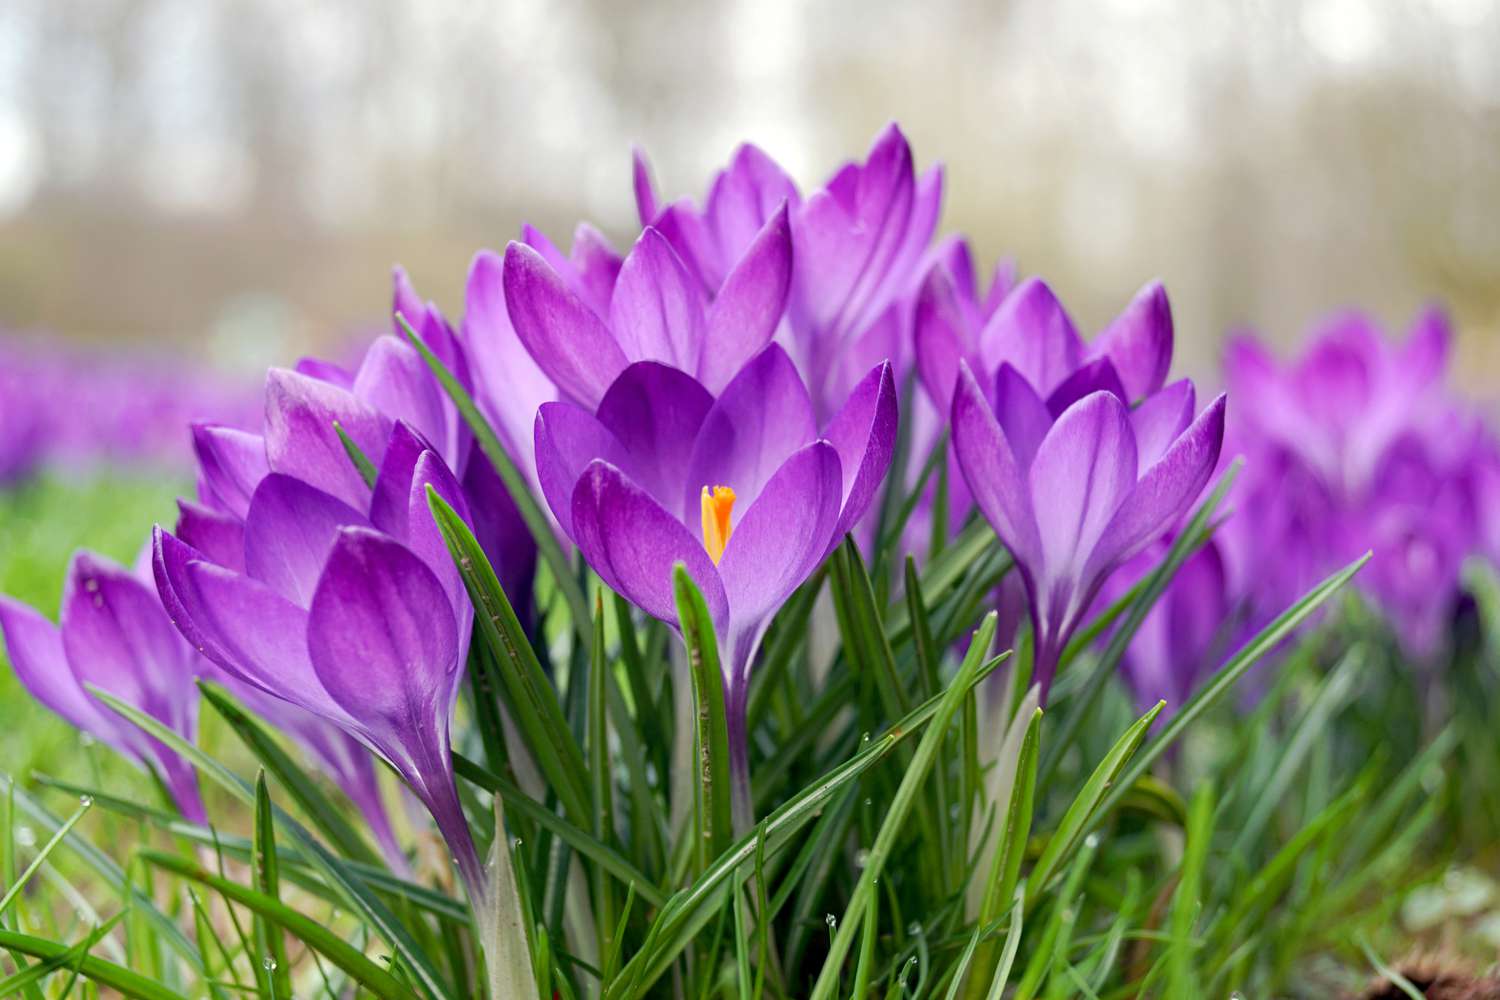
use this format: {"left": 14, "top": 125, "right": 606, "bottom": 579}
{"left": 820, "top": 361, "right": 897, "bottom": 539}
{"left": 295, "top": 356, "right": 355, "bottom": 391}
{"left": 534, "top": 402, "right": 628, "bottom": 541}
{"left": 0, "top": 595, "right": 121, "bottom": 745}
{"left": 175, "top": 499, "right": 246, "bottom": 572}
{"left": 632, "top": 145, "right": 659, "bottom": 226}
{"left": 392, "top": 265, "right": 426, "bottom": 340}
{"left": 1091, "top": 393, "right": 1227, "bottom": 578}
{"left": 976, "top": 278, "right": 1085, "bottom": 396}
{"left": 700, "top": 204, "right": 793, "bottom": 393}
{"left": 718, "top": 440, "right": 842, "bottom": 635}
{"left": 1089, "top": 281, "right": 1173, "bottom": 401}
{"left": 1130, "top": 380, "right": 1196, "bottom": 470}
{"left": 683, "top": 344, "right": 816, "bottom": 523}
{"left": 463, "top": 249, "right": 555, "bottom": 471}
{"left": 704, "top": 143, "right": 800, "bottom": 262}
{"left": 1044, "top": 357, "right": 1128, "bottom": 416}
{"left": 461, "top": 444, "right": 538, "bottom": 624}
{"left": 308, "top": 527, "right": 461, "bottom": 735}
{"left": 595, "top": 362, "right": 715, "bottom": 512}
{"left": 567, "top": 224, "right": 624, "bottom": 318}
{"left": 1028, "top": 391, "right": 1138, "bottom": 587}
{"left": 950, "top": 363, "right": 1040, "bottom": 566}
{"left": 192, "top": 424, "right": 269, "bottom": 520}
{"left": 992, "top": 364, "right": 1052, "bottom": 469}
{"left": 368, "top": 422, "right": 433, "bottom": 542}
{"left": 913, "top": 264, "right": 970, "bottom": 415}
{"left": 245, "top": 474, "right": 369, "bottom": 607}
{"left": 1401, "top": 305, "right": 1451, "bottom": 391}
{"left": 264, "top": 368, "right": 391, "bottom": 511}
{"left": 502, "top": 241, "right": 629, "bottom": 410}
{"left": 609, "top": 227, "right": 708, "bottom": 372}
{"left": 571, "top": 460, "right": 728, "bottom": 630}
{"left": 351, "top": 336, "right": 458, "bottom": 468}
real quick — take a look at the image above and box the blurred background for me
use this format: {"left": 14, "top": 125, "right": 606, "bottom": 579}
{"left": 1, "top": 0, "right": 1498, "bottom": 392}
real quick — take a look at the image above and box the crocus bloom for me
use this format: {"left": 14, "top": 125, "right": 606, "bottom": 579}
{"left": 1221, "top": 308, "right": 1492, "bottom": 659}
{"left": 156, "top": 419, "right": 485, "bottom": 897}
{"left": 634, "top": 123, "right": 942, "bottom": 417}
{"left": 951, "top": 352, "right": 1226, "bottom": 701}
{"left": 0, "top": 549, "right": 207, "bottom": 821}
{"left": 534, "top": 345, "right": 896, "bottom": 823}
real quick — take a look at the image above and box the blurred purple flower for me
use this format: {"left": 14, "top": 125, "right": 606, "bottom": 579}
{"left": 0, "top": 548, "right": 207, "bottom": 821}
{"left": 950, "top": 352, "right": 1226, "bottom": 701}
{"left": 634, "top": 123, "right": 942, "bottom": 417}
{"left": 534, "top": 345, "right": 896, "bottom": 822}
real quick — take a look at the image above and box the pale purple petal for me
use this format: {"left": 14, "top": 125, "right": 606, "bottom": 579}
{"left": 567, "top": 224, "right": 624, "bottom": 318}
{"left": 245, "top": 474, "right": 369, "bottom": 607}
{"left": 534, "top": 402, "right": 628, "bottom": 541}
{"left": 609, "top": 227, "right": 707, "bottom": 372}
{"left": 950, "top": 362, "right": 1040, "bottom": 566}
{"left": 595, "top": 362, "right": 715, "bottom": 512}
{"left": 463, "top": 249, "right": 555, "bottom": 470}
{"left": 175, "top": 499, "right": 245, "bottom": 572}
{"left": 571, "top": 460, "right": 728, "bottom": 631}
{"left": 1090, "top": 281, "right": 1173, "bottom": 401}
{"left": 1401, "top": 305, "right": 1451, "bottom": 391}
{"left": 977, "top": 278, "right": 1085, "bottom": 396}
{"left": 352, "top": 336, "right": 457, "bottom": 468}
{"left": 700, "top": 204, "right": 793, "bottom": 393}
{"left": 503, "top": 241, "right": 629, "bottom": 409}
{"left": 992, "top": 364, "right": 1052, "bottom": 469}
{"left": 0, "top": 595, "right": 122, "bottom": 745}
{"left": 264, "top": 368, "right": 391, "bottom": 511}
{"left": 913, "top": 264, "right": 970, "bottom": 415}
{"left": 1130, "top": 380, "right": 1196, "bottom": 470}
{"left": 632, "top": 145, "right": 659, "bottom": 226}
{"left": 705, "top": 143, "right": 800, "bottom": 262}
{"left": 683, "top": 344, "right": 817, "bottom": 522}
{"left": 295, "top": 357, "right": 355, "bottom": 391}
{"left": 192, "top": 424, "right": 269, "bottom": 519}
{"left": 820, "top": 361, "right": 897, "bottom": 539}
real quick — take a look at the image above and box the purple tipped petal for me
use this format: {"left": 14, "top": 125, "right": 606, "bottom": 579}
{"left": 632, "top": 146, "right": 659, "bottom": 226}
{"left": 245, "top": 474, "right": 369, "bottom": 607}
{"left": 392, "top": 265, "right": 426, "bottom": 340}
{"left": 610, "top": 228, "right": 708, "bottom": 372}
{"left": 295, "top": 357, "right": 355, "bottom": 390}
{"left": 705, "top": 144, "right": 800, "bottom": 260}
{"left": 684, "top": 344, "right": 816, "bottom": 521}
{"left": 595, "top": 362, "right": 715, "bottom": 511}
{"left": 568, "top": 224, "right": 625, "bottom": 318}
{"left": 308, "top": 527, "right": 461, "bottom": 734}
{"left": 1130, "top": 380, "right": 1196, "bottom": 470}
{"left": 992, "top": 364, "right": 1053, "bottom": 469}
{"left": 1091, "top": 393, "right": 1227, "bottom": 577}
{"left": 914, "top": 264, "right": 969, "bottom": 414}
{"left": 192, "top": 424, "right": 269, "bottom": 519}
{"left": 821, "top": 361, "right": 898, "bottom": 538}
{"left": 463, "top": 249, "right": 555, "bottom": 469}
{"left": 264, "top": 368, "right": 391, "bottom": 511}
{"left": 571, "top": 460, "right": 728, "bottom": 630}
{"left": 700, "top": 205, "right": 793, "bottom": 393}
{"left": 175, "top": 499, "right": 245, "bottom": 573}
{"left": 950, "top": 363, "right": 1040, "bottom": 566}
{"left": 533, "top": 402, "right": 628, "bottom": 541}
{"left": 1045, "top": 357, "right": 1128, "bottom": 416}
{"left": 351, "top": 336, "right": 456, "bottom": 467}
{"left": 502, "top": 241, "right": 630, "bottom": 409}
{"left": 0, "top": 595, "right": 120, "bottom": 744}
{"left": 718, "top": 441, "right": 842, "bottom": 635}
{"left": 1090, "top": 281, "right": 1173, "bottom": 401}
{"left": 977, "top": 278, "right": 1085, "bottom": 396}
{"left": 1028, "top": 392, "right": 1138, "bottom": 588}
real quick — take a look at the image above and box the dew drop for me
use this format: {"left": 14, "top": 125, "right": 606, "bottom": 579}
{"left": 79, "top": 795, "right": 93, "bottom": 807}
{"left": 1084, "top": 832, "right": 1100, "bottom": 849}
{"left": 825, "top": 913, "right": 837, "bottom": 930}
{"left": 262, "top": 957, "right": 278, "bottom": 971}
{"left": 908, "top": 921, "right": 922, "bottom": 936}
{"left": 15, "top": 826, "right": 35, "bottom": 847}
{"left": 853, "top": 849, "right": 871, "bottom": 869}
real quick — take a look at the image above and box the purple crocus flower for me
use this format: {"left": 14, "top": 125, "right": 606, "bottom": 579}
{"left": 950, "top": 350, "right": 1226, "bottom": 701}
{"left": 634, "top": 123, "right": 942, "bottom": 417}
{"left": 156, "top": 418, "right": 486, "bottom": 898}
{"left": 0, "top": 548, "right": 207, "bottom": 822}
{"left": 534, "top": 345, "right": 896, "bottom": 823}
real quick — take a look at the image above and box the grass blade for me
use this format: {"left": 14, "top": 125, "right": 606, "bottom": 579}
{"left": 673, "top": 564, "right": 734, "bottom": 863}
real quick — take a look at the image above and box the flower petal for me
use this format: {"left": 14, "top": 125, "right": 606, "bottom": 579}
{"left": 463, "top": 248, "right": 555, "bottom": 471}
{"left": 821, "top": 361, "right": 897, "bottom": 539}
{"left": 683, "top": 344, "right": 816, "bottom": 522}
{"left": 950, "top": 362, "right": 1040, "bottom": 566}
{"left": 191, "top": 424, "right": 269, "bottom": 520}
{"left": 700, "top": 204, "right": 793, "bottom": 393}
{"left": 534, "top": 402, "right": 628, "bottom": 541}
{"left": 1028, "top": 391, "right": 1138, "bottom": 590}
{"left": 705, "top": 143, "right": 800, "bottom": 262}
{"left": 1044, "top": 357, "right": 1128, "bottom": 416}
{"left": 718, "top": 440, "right": 842, "bottom": 636}
{"left": 503, "top": 241, "right": 629, "bottom": 410}
{"left": 977, "top": 277, "right": 1085, "bottom": 396}
{"left": 461, "top": 443, "right": 538, "bottom": 623}
{"left": 307, "top": 527, "right": 461, "bottom": 737}
{"left": 1091, "top": 393, "right": 1227, "bottom": 579}
{"left": 264, "top": 368, "right": 391, "bottom": 511}
{"left": 571, "top": 460, "right": 727, "bottom": 631}
{"left": 914, "top": 263, "right": 970, "bottom": 415}
{"left": 245, "top": 474, "right": 369, "bottom": 607}
{"left": 992, "top": 363, "right": 1053, "bottom": 469}
{"left": 595, "top": 362, "right": 715, "bottom": 512}
{"left": 1089, "top": 281, "right": 1173, "bottom": 401}
{"left": 1130, "top": 380, "right": 1196, "bottom": 470}
{"left": 632, "top": 145, "right": 659, "bottom": 226}
{"left": 175, "top": 498, "right": 246, "bottom": 572}
{"left": 610, "top": 230, "right": 706, "bottom": 375}
{"left": 0, "top": 595, "right": 121, "bottom": 744}
{"left": 352, "top": 336, "right": 458, "bottom": 468}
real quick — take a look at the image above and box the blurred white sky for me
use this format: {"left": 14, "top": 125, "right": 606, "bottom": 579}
{"left": 0, "top": 0, "right": 1496, "bottom": 387}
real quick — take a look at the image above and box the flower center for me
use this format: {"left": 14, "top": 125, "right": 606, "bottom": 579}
{"left": 700, "top": 485, "right": 736, "bottom": 564}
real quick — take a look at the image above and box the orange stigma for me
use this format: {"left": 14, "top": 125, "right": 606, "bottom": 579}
{"left": 700, "top": 485, "right": 736, "bottom": 564}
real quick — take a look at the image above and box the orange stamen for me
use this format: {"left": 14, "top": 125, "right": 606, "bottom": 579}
{"left": 700, "top": 485, "right": 736, "bottom": 564}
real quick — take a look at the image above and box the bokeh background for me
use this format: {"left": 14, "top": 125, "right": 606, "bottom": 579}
{"left": 1, "top": 0, "right": 1498, "bottom": 390}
